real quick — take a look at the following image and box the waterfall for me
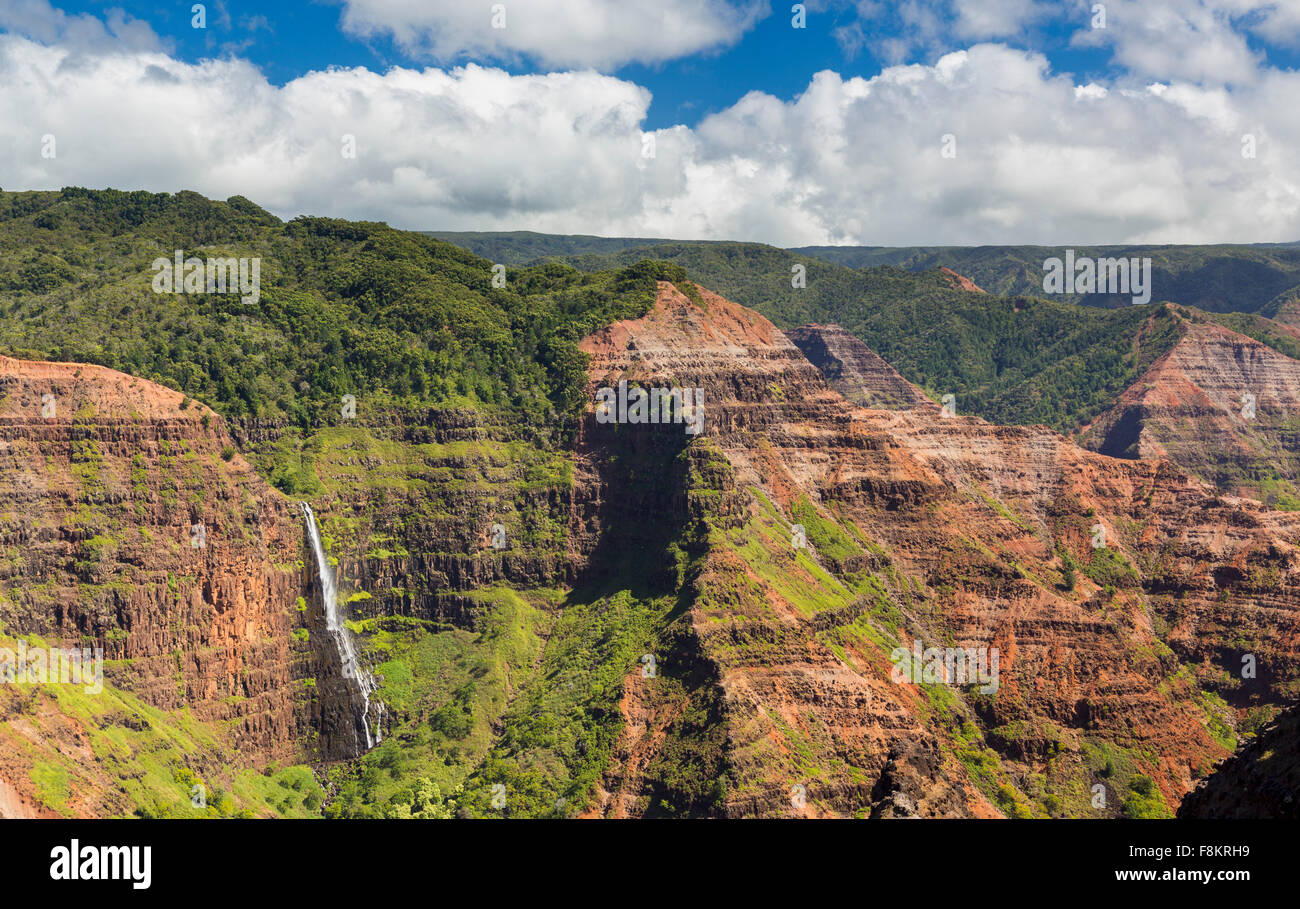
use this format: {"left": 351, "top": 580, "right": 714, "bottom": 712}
{"left": 301, "top": 502, "right": 383, "bottom": 751}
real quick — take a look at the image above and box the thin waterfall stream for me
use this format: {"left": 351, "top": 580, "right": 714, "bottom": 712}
{"left": 301, "top": 502, "right": 383, "bottom": 751}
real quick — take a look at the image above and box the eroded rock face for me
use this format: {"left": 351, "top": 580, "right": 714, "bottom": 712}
{"left": 1179, "top": 700, "right": 1300, "bottom": 819}
{"left": 288, "top": 408, "right": 578, "bottom": 631}
{"left": 0, "top": 355, "right": 320, "bottom": 812}
{"left": 577, "top": 283, "right": 1300, "bottom": 818}
{"left": 1081, "top": 316, "right": 1300, "bottom": 503}
{"left": 787, "top": 324, "right": 933, "bottom": 410}
{"left": 940, "top": 267, "right": 986, "bottom": 294}
{"left": 7, "top": 282, "right": 1299, "bottom": 819}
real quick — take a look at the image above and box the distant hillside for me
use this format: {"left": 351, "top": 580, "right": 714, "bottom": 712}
{"left": 429, "top": 232, "right": 1300, "bottom": 435}
{"left": 500, "top": 238, "right": 1192, "bottom": 434}
{"left": 1081, "top": 313, "right": 1300, "bottom": 507}
{"left": 429, "top": 229, "right": 1300, "bottom": 314}
{"left": 790, "top": 243, "right": 1300, "bottom": 313}
{"left": 426, "top": 230, "right": 676, "bottom": 264}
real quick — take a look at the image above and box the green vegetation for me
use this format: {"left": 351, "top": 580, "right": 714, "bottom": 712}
{"left": 0, "top": 189, "right": 668, "bottom": 455}
{"left": 454, "top": 589, "right": 676, "bottom": 817}
{"left": 795, "top": 242, "right": 1300, "bottom": 314}
{"left": 435, "top": 229, "right": 1300, "bottom": 316}
{"left": 2, "top": 194, "right": 1292, "bottom": 821}
{"left": 445, "top": 232, "right": 1300, "bottom": 434}
{"left": 1081, "top": 545, "right": 1141, "bottom": 589}
{"left": 0, "top": 633, "right": 323, "bottom": 818}
{"left": 521, "top": 240, "right": 1194, "bottom": 433}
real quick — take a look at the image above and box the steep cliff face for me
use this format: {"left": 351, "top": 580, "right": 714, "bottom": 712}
{"left": 1179, "top": 700, "right": 1300, "bottom": 818}
{"left": 0, "top": 355, "right": 338, "bottom": 815}
{"left": 1081, "top": 315, "right": 1300, "bottom": 505}
{"left": 786, "top": 324, "right": 933, "bottom": 410}
{"left": 304, "top": 416, "right": 576, "bottom": 620}
{"left": 576, "top": 283, "right": 1300, "bottom": 818}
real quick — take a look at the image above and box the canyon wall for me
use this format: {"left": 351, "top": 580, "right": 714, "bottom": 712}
{"left": 5, "top": 282, "right": 1300, "bottom": 818}
{"left": 576, "top": 283, "right": 1300, "bottom": 817}
{"left": 1082, "top": 315, "right": 1300, "bottom": 505}
{"left": 0, "top": 355, "right": 345, "bottom": 814}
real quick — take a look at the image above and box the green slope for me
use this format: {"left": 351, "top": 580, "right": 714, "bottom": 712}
{"left": 424, "top": 227, "right": 1300, "bottom": 314}
{"left": 527, "top": 239, "right": 1192, "bottom": 433}
{"left": 795, "top": 243, "right": 1300, "bottom": 313}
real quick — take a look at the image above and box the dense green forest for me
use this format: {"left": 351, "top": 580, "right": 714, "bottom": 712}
{"left": 0, "top": 189, "right": 674, "bottom": 440}
{"left": 794, "top": 242, "right": 1300, "bottom": 313}
{"left": 433, "top": 228, "right": 1300, "bottom": 315}
{"left": 427, "top": 230, "right": 676, "bottom": 264}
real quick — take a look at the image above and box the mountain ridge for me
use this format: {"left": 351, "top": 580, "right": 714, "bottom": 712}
{"left": 427, "top": 229, "right": 1300, "bottom": 314}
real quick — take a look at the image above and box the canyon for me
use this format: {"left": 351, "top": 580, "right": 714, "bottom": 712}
{"left": 1, "top": 269, "right": 1298, "bottom": 818}
{"left": 575, "top": 283, "right": 1300, "bottom": 817}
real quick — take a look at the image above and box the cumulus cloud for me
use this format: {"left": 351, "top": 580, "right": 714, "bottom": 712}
{"left": 952, "top": 0, "right": 1057, "bottom": 38}
{"left": 681, "top": 46, "right": 1299, "bottom": 244}
{"left": 1068, "top": 0, "right": 1272, "bottom": 85}
{"left": 0, "top": 0, "right": 164, "bottom": 53}
{"left": 2, "top": 15, "right": 1299, "bottom": 245}
{"left": 335, "top": 0, "right": 768, "bottom": 70}
{"left": 830, "top": 1, "right": 1297, "bottom": 85}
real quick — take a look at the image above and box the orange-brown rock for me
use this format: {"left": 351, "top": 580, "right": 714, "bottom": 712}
{"left": 787, "top": 324, "right": 932, "bottom": 410}
{"left": 0, "top": 355, "right": 326, "bottom": 814}
{"left": 576, "top": 282, "right": 1300, "bottom": 817}
{"left": 1081, "top": 316, "right": 1300, "bottom": 504}
{"left": 940, "top": 267, "right": 986, "bottom": 293}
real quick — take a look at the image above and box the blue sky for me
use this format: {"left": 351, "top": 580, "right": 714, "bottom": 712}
{"left": 3, "top": 1, "right": 1300, "bottom": 245}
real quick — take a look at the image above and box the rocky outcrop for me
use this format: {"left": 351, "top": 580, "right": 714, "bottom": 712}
{"left": 0, "top": 355, "right": 355, "bottom": 813}
{"left": 786, "top": 324, "right": 933, "bottom": 410}
{"left": 576, "top": 283, "right": 1300, "bottom": 818}
{"left": 940, "top": 267, "right": 986, "bottom": 294}
{"left": 1080, "top": 315, "right": 1300, "bottom": 504}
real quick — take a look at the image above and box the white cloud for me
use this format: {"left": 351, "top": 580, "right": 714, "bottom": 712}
{"left": 335, "top": 0, "right": 768, "bottom": 70}
{"left": 1068, "top": 0, "right": 1270, "bottom": 85}
{"left": 833, "top": 1, "right": 1297, "bottom": 86}
{"left": 1, "top": 26, "right": 1299, "bottom": 246}
{"left": 952, "top": 0, "right": 1055, "bottom": 38}
{"left": 1239, "top": 1, "right": 1300, "bottom": 45}
{"left": 0, "top": 0, "right": 164, "bottom": 52}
